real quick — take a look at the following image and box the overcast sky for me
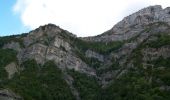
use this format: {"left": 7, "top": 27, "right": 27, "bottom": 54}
{"left": 1, "top": 0, "right": 170, "bottom": 37}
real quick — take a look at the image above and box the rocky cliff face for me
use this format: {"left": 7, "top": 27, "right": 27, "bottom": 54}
{"left": 84, "top": 5, "right": 170, "bottom": 42}
{"left": 16, "top": 24, "right": 96, "bottom": 76}
{"left": 0, "top": 5, "right": 170, "bottom": 100}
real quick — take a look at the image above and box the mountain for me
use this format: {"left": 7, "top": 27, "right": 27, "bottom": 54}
{"left": 0, "top": 5, "right": 170, "bottom": 100}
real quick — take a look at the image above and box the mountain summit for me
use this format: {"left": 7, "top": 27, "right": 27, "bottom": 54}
{"left": 84, "top": 5, "right": 170, "bottom": 41}
{"left": 0, "top": 5, "right": 170, "bottom": 100}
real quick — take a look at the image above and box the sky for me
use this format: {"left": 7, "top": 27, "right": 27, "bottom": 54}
{"left": 1, "top": 0, "right": 170, "bottom": 37}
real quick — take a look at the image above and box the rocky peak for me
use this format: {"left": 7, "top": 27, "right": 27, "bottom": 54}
{"left": 111, "top": 5, "right": 170, "bottom": 33}
{"left": 29, "top": 24, "right": 61, "bottom": 38}
{"left": 14, "top": 23, "right": 96, "bottom": 78}
{"left": 112, "top": 5, "right": 162, "bottom": 32}
{"left": 30, "top": 23, "right": 76, "bottom": 39}
{"left": 23, "top": 23, "right": 76, "bottom": 47}
{"left": 83, "top": 5, "right": 170, "bottom": 42}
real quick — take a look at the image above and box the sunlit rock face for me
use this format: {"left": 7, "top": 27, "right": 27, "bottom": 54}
{"left": 84, "top": 5, "right": 170, "bottom": 42}
{"left": 17, "top": 24, "right": 96, "bottom": 76}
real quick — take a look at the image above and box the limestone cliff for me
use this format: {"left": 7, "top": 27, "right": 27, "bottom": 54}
{"left": 0, "top": 5, "right": 170, "bottom": 100}
{"left": 84, "top": 5, "right": 170, "bottom": 42}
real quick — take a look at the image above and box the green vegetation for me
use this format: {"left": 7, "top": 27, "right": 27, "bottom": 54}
{"left": 88, "top": 58, "right": 102, "bottom": 69}
{"left": 0, "top": 34, "right": 26, "bottom": 48}
{"left": 102, "top": 54, "right": 170, "bottom": 99}
{"left": 82, "top": 57, "right": 102, "bottom": 70}
{"left": 60, "top": 30, "right": 75, "bottom": 41}
{"left": 68, "top": 69, "right": 101, "bottom": 100}
{"left": 97, "top": 58, "right": 119, "bottom": 76}
{"left": 148, "top": 57, "right": 170, "bottom": 85}
{"left": 102, "top": 70, "right": 170, "bottom": 100}
{"left": 73, "top": 38, "right": 123, "bottom": 54}
{"left": 145, "top": 34, "right": 170, "bottom": 48}
{"left": 0, "top": 28, "right": 170, "bottom": 100}
{"left": 0, "top": 49, "right": 17, "bottom": 81}
{"left": 148, "top": 57, "right": 170, "bottom": 68}
{"left": 102, "top": 32, "right": 170, "bottom": 100}
{"left": 73, "top": 38, "right": 123, "bottom": 71}
{"left": 4, "top": 60, "right": 75, "bottom": 100}
{"left": 0, "top": 49, "right": 17, "bottom": 68}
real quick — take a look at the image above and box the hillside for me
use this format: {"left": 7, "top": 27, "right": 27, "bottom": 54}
{"left": 0, "top": 5, "right": 170, "bottom": 100}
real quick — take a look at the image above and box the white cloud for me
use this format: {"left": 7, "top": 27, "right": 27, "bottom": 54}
{"left": 13, "top": 0, "right": 170, "bottom": 37}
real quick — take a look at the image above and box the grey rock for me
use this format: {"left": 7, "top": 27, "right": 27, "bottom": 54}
{"left": 3, "top": 42, "right": 21, "bottom": 52}
{"left": 17, "top": 43, "right": 47, "bottom": 64}
{"left": 5, "top": 62, "right": 18, "bottom": 79}
{"left": 160, "top": 86, "right": 170, "bottom": 91}
{"left": 83, "top": 5, "right": 170, "bottom": 42}
{"left": 64, "top": 73, "right": 81, "bottom": 100}
{"left": 23, "top": 24, "right": 76, "bottom": 47}
{"left": 17, "top": 25, "right": 96, "bottom": 76}
{"left": 0, "top": 89, "right": 22, "bottom": 100}
{"left": 112, "top": 43, "right": 137, "bottom": 59}
{"left": 46, "top": 46, "right": 96, "bottom": 75}
{"left": 142, "top": 45, "right": 170, "bottom": 61}
{"left": 1, "top": 5, "right": 170, "bottom": 99}
{"left": 54, "top": 36, "right": 71, "bottom": 51}
{"left": 85, "top": 50, "right": 104, "bottom": 62}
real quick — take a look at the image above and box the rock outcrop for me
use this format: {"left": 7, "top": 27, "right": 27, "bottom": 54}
{"left": 84, "top": 5, "right": 170, "bottom": 42}
{"left": 3, "top": 42, "right": 21, "bottom": 52}
{"left": 85, "top": 50, "right": 104, "bottom": 62}
{"left": 142, "top": 45, "right": 170, "bottom": 61}
{"left": 17, "top": 24, "right": 96, "bottom": 76}
{"left": 5, "top": 62, "right": 18, "bottom": 79}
